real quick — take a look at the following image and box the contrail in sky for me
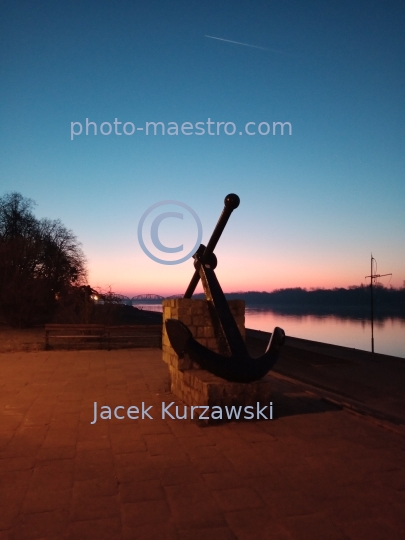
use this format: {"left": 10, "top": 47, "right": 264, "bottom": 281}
{"left": 205, "top": 35, "right": 269, "bottom": 51}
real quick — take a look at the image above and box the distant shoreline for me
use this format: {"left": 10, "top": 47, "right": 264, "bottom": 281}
{"left": 133, "top": 300, "right": 405, "bottom": 320}
{"left": 131, "top": 286, "right": 405, "bottom": 318}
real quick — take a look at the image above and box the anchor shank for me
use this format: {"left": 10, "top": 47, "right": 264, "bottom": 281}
{"left": 198, "top": 261, "right": 248, "bottom": 358}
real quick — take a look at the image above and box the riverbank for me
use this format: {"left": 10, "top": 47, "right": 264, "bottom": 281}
{"left": 1, "top": 318, "right": 403, "bottom": 360}
{"left": 246, "top": 329, "right": 405, "bottom": 426}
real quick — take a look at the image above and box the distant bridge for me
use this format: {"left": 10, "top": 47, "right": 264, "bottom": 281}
{"left": 93, "top": 293, "right": 183, "bottom": 305}
{"left": 93, "top": 293, "right": 184, "bottom": 306}
{"left": 131, "top": 294, "right": 165, "bottom": 301}
{"left": 131, "top": 294, "right": 183, "bottom": 302}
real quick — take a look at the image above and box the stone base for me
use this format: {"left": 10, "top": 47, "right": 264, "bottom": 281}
{"left": 162, "top": 299, "right": 272, "bottom": 423}
{"left": 170, "top": 366, "right": 272, "bottom": 423}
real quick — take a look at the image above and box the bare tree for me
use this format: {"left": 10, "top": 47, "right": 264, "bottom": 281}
{"left": 37, "top": 218, "right": 87, "bottom": 291}
{"left": 0, "top": 192, "right": 87, "bottom": 326}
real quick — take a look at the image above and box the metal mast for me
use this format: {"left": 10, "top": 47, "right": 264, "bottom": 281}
{"left": 365, "top": 255, "right": 392, "bottom": 354}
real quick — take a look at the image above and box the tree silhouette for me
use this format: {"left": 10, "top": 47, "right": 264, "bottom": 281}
{"left": 0, "top": 192, "right": 87, "bottom": 326}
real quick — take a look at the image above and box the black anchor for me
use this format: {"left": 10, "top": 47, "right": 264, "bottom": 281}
{"left": 165, "top": 194, "right": 285, "bottom": 383}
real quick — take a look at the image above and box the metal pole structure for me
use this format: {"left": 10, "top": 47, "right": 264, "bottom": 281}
{"left": 370, "top": 256, "right": 374, "bottom": 354}
{"left": 365, "top": 254, "right": 392, "bottom": 354}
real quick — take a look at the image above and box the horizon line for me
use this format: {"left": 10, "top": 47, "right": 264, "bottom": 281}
{"left": 114, "top": 283, "right": 401, "bottom": 299}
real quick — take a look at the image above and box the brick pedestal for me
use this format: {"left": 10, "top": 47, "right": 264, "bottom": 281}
{"left": 162, "top": 299, "right": 272, "bottom": 421}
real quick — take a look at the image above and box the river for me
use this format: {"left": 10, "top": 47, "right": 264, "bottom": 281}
{"left": 133, "top": 303, "right": 405, "bottom": 359}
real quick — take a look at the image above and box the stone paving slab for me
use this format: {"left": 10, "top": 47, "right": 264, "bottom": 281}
{"left": 0, "top": 348, "right": 404, "bottom": 539}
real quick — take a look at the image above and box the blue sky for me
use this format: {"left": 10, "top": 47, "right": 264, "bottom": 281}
{"left": 1, "top": 0, "right": 404, "bottom": 295}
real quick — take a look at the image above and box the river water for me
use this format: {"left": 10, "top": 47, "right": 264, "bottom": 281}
{"left": 133, "top": 303, "right": 405, "bottom": 359}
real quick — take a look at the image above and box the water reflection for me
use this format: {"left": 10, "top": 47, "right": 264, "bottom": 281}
{"left": 132, "top": 303, "right": 405, "bottom": 358}
{"left": 245, "top": 307, "right": 405, "bottom": 359}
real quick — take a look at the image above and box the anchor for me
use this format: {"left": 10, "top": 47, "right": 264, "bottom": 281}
{"left": 165, "top": 194, "right": 285, "bottom": 383}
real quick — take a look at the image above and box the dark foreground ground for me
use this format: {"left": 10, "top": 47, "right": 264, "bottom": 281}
{"left": 0, "top": 340, "right": 404, "bottom": 539}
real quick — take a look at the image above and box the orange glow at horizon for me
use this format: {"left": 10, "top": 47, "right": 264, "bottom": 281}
{"left": 87, "top": 252, "right": 378, "bottom": 297}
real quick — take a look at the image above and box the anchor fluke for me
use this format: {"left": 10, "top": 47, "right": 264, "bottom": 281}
{"left": 165, "top": 318, "right": 192, "bottom": 358}
{"left": 165, "top": 319, "right": 285, "bottom": 383}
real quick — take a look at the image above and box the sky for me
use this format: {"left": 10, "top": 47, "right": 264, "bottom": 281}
{"left": 1, "top": 0, "right": 404, "bottom": 297}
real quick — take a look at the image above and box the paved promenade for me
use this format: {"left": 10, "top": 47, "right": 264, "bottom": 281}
{"left": 1, "top": 348, "right": 404, "bottom": 539}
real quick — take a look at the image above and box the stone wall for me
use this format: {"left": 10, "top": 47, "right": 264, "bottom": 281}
{"left": 162, "top": 299, "right": 272, "bottom": 421}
